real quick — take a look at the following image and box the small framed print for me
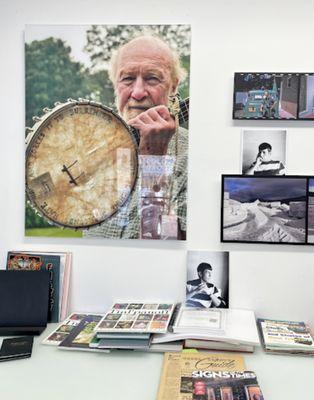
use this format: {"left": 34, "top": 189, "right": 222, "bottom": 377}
{"left": 233, "top": 73, "right": 299, "bottom": 120}
{"left": 241, "top": 129, "right": 287, "bottom": 176}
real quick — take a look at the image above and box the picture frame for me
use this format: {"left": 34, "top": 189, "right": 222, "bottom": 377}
{"left": 221, "top": 175, "right": 314, "bottom": 245}
{"left": 233, "top": 72, "right": 314, "bottom": 120}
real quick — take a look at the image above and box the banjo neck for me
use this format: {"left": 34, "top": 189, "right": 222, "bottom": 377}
{"left": 132, "top": 97, "right": 189, "bottom": 145}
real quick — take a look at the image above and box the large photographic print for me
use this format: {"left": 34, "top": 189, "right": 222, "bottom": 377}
{"left": 25, "top": 25, "right": 190, "bottom": 240}
{"left": 222, "top": 175, "right": 308, "bottom": 244}
{"left": 233, "top": 73, "right": 299, "bottom": 120}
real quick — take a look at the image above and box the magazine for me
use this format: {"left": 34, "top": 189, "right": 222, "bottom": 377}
{"left": 43, "top": 313, "right": 90, "bottom": 345}
{"left": 189, "top": 371, "right": 264, "bottom": 400}
{"left": 94, "top": 302, "right": 175, "bottom": 334}
{"left": 58, "top": 314, "right": 110, "bottom": 353}
{"left": 157, "top": 352, "right": 246, "bottom": 400}
{"left": 258, "top": 318, "right": 314, "bottom": 354}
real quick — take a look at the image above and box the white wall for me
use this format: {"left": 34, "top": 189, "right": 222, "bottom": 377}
{"left": 1, "top": 0, "right": 314, "bottom": 327}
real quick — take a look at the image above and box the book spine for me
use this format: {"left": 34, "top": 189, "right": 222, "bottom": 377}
{"left": 167, "top": 303, "right": 181, "bottom": 333}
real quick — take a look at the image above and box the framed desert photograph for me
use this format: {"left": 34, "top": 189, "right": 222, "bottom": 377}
{"left": 233, "top": 73, "right": 299, "bottom": 120}
{"left": 241, "top": 129, "right": 287, "bottom": 176}
{"left": 221, "top": 175, "right": 309, "bottom": 245}
{"left": 307, "top": 179, "right": 314, "bottom": 243}
{"left": 186, "top": 250, "right": 229, "bottom": 308}
{"left": 25, "top": 24, "right": 191, "bottom": 240}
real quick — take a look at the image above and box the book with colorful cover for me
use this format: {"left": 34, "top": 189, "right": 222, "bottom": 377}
{"left": 58, "top": 314, "right": 110, "bottom": 353}
{"left": 43, "top": 313, "right": 89, "bottom": 345}
{"left": 189, "top": 371, "right": 264, "bottom": 400}
{"left": 94, "top": 302, "right": 175, "bottom": 334}
{"left": 257, "top": 318, "right": 314, "bottom": 354}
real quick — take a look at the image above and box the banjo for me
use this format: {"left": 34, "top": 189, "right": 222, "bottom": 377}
{"left": 25, "top": 97, "right": 189, "bottom": 229}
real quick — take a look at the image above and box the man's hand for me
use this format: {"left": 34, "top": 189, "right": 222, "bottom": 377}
{"left": 128, "top": 105, "right": 176, "bottom": 155}
{"left": 255, "top": 154, "right": 263, "bottom": 167}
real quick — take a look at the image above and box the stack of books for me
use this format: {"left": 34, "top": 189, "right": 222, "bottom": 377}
{"left": 92, "top": 301, "right": 181, "bottom": 352}
{"left": 6, "top": 250, "right": 72, "bottom": 322}
{"left": 257, "top": 318, "right": 314, "bottom": 355}
{"left": 44, "top": 302, "right": 182, "bottom": 353}
{"left": 43, "top": 304, "right": 261, "bottom": 354}
{"left": 152, "top": 305, "right": 261, "bottom": 353}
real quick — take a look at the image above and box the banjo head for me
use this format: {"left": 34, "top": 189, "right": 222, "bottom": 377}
{"left": 25, "top": 100, "right": 138, "bottom": 229}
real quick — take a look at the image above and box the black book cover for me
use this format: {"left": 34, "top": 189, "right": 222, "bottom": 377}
{"left": 0, "top": 336, "right": 34, "bottom": 361}
{"left": 0, "top": 270, "right": 50, "bottom": 335}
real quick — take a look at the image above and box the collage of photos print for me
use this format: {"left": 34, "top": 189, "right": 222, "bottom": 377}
{"left": 233, "top": 73, "right": 314, "bottom": 120}
{"left": 98, "top": 302, "right": 173, "bottom": 332}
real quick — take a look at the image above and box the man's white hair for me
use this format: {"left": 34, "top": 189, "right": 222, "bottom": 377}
{"left": 109, "top": 34, "right": 187, "bottom": 91}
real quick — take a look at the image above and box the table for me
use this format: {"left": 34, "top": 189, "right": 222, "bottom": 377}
{"left": 0, "top": 324, "right": 313, "bottom": 399}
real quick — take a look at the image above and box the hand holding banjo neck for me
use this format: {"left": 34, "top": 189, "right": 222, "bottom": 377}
{"left": 25, "top": 96, "right": 189, "bottom": 229}
{"left": 130, "top": 96, "right": 190, "bottom": 145}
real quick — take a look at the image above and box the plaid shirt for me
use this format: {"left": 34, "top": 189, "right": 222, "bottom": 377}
{"left": 84, "top": 126, "right": 188, "bottom": 239}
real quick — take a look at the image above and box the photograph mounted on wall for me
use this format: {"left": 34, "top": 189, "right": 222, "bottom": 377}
{"left": 307, "top": 179, "right": 314, "bottom": 243}
{"left": 241, "top": 129, "right": 287, "bottom": 176}
{"left": 25, "top": 24, "right": 191, "bottom": 240}
{"left": 221, "top": 175, "right": 314, "bottom": 245}
{"left": 233, "top": 73, "right": 299, "bottom": 120}
{"left": 299, "top": 73, "right": 314, "bottom": 119}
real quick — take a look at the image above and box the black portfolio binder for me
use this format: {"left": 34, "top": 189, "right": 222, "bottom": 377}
{"left": 0, "top": 270, "right": 50, "bottom": 335}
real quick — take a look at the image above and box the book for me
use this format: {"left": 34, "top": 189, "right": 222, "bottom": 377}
{"left": 96, "top": 336, "right": 151, "bottom": 350}
{"left": 0, "top": 336, "right": 34, "bottom": 362}
{"left": 58, "top": 314, "right": 110, "bottom": 353}
{"left": 257, "top": 318, "right": 314, "bottom": 355}
{"left": 169, "top": 307, "right": 260, "bottom": 348}
{"left": 43, "top": 313, "right": 92, "bottom": 345}
{"left": 189, "top": 370, "right": 264, "bottom": 400}
{"left": 0, "top": 270, "right": 50, "bottom": 335}
{"left": 172, "top": 306, "right": 226, "bottom": 334}
{"left": 6, "top": 251, "right": 71, "bottom": 322}
{"left": 184, "top": 339, "right": 254, "bottom": 353}
{"left": 96, "top": 332, "right": 151, "bottom": 340}
{"left": 156, "top": 352, "right": 246, "bottom": 400}
{"left": 94, "top": 302, "right": 175, "bottom": 334}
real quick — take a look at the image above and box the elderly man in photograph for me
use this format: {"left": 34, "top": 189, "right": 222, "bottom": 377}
{"left": 85, "top": 35, "right": 188, "bottom": 240}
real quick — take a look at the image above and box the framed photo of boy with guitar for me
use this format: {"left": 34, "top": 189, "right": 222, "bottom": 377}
{"left": 25, "top": 24, "right": 191, "bottom": 240}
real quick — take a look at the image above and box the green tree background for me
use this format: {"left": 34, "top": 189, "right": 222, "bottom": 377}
{"left": 25, "top": 25, "right": 191, "bottom": 233}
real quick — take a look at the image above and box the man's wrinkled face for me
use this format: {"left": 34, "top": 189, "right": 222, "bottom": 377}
{"left": 114, "top": 39, "right": 175, "bottom": 121}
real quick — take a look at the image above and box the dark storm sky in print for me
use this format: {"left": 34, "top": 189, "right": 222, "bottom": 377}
{"left": 225, "top": 177, "right": 307, "bottom": 203}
